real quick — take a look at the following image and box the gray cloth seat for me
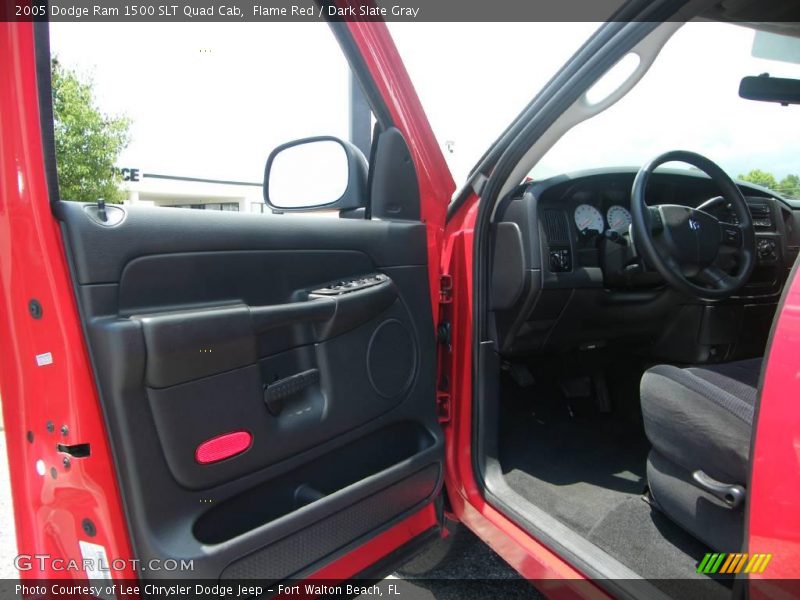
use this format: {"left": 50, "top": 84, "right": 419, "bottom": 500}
{"left": 640, "top": 358, "right": 761, "bottom": 551}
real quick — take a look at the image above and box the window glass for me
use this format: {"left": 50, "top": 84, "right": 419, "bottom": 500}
{"left": 49, "top": 23, "right": 366, "bottom": 211}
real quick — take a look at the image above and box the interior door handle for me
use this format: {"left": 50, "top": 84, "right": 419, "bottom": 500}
{"left": 263, "top": 368, "right": 320, "bottom": 415}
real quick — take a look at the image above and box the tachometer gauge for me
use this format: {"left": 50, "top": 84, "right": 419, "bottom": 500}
{"left": 573, "top": 204, "right": 604, "bottom": 234}
{"left": 606, "top": 205, "right": 632, "bottom": 232}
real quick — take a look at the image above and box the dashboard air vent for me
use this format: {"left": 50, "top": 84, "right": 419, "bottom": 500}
{"left": 747, "top": 200, "right": 773, "bottom": 229}
{"left": 542, "top": 210, "right": 569, "bottom": 245}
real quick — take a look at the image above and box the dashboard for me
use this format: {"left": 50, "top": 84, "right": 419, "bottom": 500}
{"left": 491, "top": 167, "right": 800, "bottom": 359}
{"left": 534, "top": 168, "right": 795, "bottom": 276}
{"left": 568, "top": 175, "right": 777, "bottom": 236}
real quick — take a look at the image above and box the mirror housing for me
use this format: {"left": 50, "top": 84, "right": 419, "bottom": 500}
{"left": 739, "top": 75, "right": 800, "bottom": 106}
{"left": 264, "top": 136, "right": 368, "bottom": 212}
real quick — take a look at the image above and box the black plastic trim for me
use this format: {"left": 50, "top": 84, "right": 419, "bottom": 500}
{"left": 489, "top": 222, "right": 525, "bottom": 310}
{"left": 33, "top": 20, "right": 61, "bottom": 207}
{"left": 369, "top": 127, "right": 421, "bottom": 221}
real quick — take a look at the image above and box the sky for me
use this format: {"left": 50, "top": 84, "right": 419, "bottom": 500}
{"left": 49, "top": 21, "right": 799, "bottom": 187}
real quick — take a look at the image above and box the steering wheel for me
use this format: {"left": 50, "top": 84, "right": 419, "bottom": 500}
{"left": 630, "top": 150, "right": 755, "bottom": 300}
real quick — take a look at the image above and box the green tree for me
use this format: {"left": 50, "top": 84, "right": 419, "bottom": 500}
{"left": 738, "top": 169, "right": 778, "bottom": 192}
{"left": 778, "top": 174, "right": 800, "bottom": 199}
{"left": 51, "top": 58, "right": 131, "bottom": 202}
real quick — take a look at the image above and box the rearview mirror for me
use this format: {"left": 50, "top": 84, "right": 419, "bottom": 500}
{"left": 264, "top": 136, "right": 368, "bottom": 212}
{"left": 739, "top": 75, "right": 800, "bottom": 106}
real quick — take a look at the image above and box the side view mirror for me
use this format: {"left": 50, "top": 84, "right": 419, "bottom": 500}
{"left": 264, "top": 136, "right": 368, "bottom": 212}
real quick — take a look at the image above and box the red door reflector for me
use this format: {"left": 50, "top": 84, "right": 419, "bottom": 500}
{"left": 195, "top": 430, "right": 252, "bottom": 464}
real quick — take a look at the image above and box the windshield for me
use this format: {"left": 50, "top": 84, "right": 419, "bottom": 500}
{"left": 392, "top": 22, "right": 799, "bottom": 198}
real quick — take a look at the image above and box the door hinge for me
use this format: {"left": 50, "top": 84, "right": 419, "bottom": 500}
{"left": 439, "top": 273, "right": 453, "bottom": 305}
{"left": 436, "top": 392, "right": 451, "bottom": 423}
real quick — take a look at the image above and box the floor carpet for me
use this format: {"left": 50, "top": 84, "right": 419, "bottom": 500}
{"left": 498, "top": 371, "right": 731, "bottom": 598}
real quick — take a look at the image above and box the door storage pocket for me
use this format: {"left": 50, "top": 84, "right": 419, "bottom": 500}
{"left": 193, "top": 421, "right": 436, "bottom": 544}
{"left": 221, "top": 465, "right": 439, "bottom": 583}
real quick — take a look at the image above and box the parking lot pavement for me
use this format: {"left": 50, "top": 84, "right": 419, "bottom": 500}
{"left": 0, "top": 421, "right": 539, "bottom": 597}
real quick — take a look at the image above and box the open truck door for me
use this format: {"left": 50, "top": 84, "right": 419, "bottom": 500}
{"left": 0, "top": 16, "right": 456, "bottom": 587}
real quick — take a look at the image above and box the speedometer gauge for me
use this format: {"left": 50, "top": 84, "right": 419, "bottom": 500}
{"left": 606, "top": 205, "right": 632, "bottom": 232}
{"left": 573, "top": 204, "right": 604, "bottom": 234}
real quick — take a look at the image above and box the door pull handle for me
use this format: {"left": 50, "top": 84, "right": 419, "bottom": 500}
{"left": 263, "top": 368, "right": 320, "bottom": 416}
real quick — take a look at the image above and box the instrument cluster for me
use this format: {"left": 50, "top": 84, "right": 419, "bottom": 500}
{"left": 573, "top": 204, "right": 632, "bottom": 234}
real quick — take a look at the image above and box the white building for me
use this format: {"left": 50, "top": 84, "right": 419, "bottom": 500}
{"left": 120, "top": 167, "right": 270, "bottom": 214}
